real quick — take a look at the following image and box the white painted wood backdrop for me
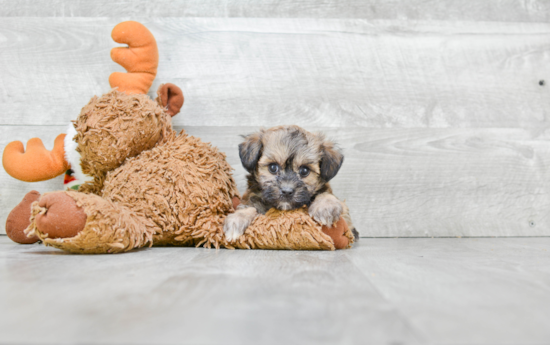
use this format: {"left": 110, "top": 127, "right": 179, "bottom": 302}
{"left": 1, "top": 1, "right": 549, "bottom": 237}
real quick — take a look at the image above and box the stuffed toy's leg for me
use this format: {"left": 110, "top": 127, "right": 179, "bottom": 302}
{"left": 221, "top": 208, "right": 355, "bottom": 251}
{"left": 25, "top": 191, "right": 155, "bottom": 254}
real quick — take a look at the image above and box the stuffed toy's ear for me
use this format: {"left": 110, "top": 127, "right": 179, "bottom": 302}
{"left": 2, "top": 134, "right": 70, "bottom": 182}
{"left": 319, "top": 141, "right": 344, "bottom": 182}
{"left": 239, "top": 132, "right": 263, "bottom": 173}
{"left": 157, "top": 83, "right": 184, "bottom": 117}
{"left": 109, "top": 21, "right": 158, "bottom": 95}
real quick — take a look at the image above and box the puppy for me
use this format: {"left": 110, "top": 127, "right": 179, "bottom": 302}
{"left": 224, "top": 125, "right": 358, "bottom": 241}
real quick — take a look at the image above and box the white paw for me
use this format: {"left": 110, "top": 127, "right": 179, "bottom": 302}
{"left": 223, "top": 209, "right": 256, "bottom": 242}
{"left": 309, "top": 195, "right": 343, "bottom": 226}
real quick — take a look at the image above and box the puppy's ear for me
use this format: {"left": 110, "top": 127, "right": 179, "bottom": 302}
{"left": 239, "top": 132, "right": 263, "bottom": 173}
{"left": 320, "top": 141, "right": 344, "bottom": 182}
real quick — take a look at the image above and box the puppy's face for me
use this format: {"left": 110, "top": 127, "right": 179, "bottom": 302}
{"left": 239, "top": 125, "right": 344, "bottom": 211}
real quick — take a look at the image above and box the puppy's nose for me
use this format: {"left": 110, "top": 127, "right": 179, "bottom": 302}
{"left": 281, "top": 187, "right": 294, "bottom": 197}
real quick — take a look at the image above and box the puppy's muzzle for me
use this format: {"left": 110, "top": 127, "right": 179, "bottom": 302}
{"left": 280, "top": 186, "right": 294, "bottom": 197}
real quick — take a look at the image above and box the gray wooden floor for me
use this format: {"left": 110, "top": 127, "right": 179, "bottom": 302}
{"left": 1, "top": 235, "right": 549, "bottom": 345}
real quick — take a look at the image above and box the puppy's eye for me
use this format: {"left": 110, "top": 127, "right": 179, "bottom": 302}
{"left": 268, "top": 163, "right": 279, "bottom": 174}
{"left": 299, "top": 166, "right": 310, "bottom": 177}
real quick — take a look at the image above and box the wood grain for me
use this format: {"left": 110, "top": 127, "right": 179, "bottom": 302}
{"left": 0, "top": 0, "right": 549, "bottom": 22}
{"left": 0, "top": 237, "right": 421, "bottom": 344}
{"left": 1, "top": 18, "right": 549, "bottom": 238}
{"left": 1, "top": 236, "right": 549, "bottom": 344}
{"left": 346, "top": 238, "right": 550, "bottom": 344}
{"left": 2, "top": 125, "right": 549, "bottom": 237}
{"left": 0, "top": 18, "right": 548, "bottom": 128}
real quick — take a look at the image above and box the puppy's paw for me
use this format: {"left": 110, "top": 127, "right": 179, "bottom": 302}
{"left": 223, "top": 207, "right": 257, "bottom": 242}
{"left": 309, "top": 194, "right": 343, "bottom": 226}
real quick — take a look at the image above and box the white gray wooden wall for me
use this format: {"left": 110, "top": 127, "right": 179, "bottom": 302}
{"left": 1, "top": 1, "right": 549, "bottom": 237}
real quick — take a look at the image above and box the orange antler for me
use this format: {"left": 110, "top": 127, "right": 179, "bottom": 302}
{"left": 109, "top": 21, "right": 158, "bottom": 95}
{"left": 2, "top": 134, "right": 69, "bottom": 182}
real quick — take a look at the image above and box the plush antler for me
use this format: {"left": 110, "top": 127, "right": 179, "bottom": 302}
{"left": 2, "top": 134, "right": 69, "bottom": 182}
{"left": 109, "top": 21, "right": 158, "bottom": 94}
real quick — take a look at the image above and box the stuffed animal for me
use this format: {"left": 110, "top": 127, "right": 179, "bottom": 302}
{"left": 2, "top": 21, "right": 354, "bottom": 253}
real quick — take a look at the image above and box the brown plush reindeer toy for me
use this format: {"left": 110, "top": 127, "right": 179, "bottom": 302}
{"left": 2, "top": 21, "right": 354, "bottom": 253}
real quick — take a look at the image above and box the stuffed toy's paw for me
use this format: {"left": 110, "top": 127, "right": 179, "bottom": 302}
{"left": 31, "top": 192, "right": 88, "bottom": 239}
{"left": 5, "top": 190, "right": 41, "bottom": 244}
{"left": 321, "top": 217, "right": 351, "bottom": 250}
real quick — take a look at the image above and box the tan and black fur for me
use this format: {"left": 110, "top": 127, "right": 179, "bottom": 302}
{"left": 224, "top": 125, "right": 358, "bottom": 241}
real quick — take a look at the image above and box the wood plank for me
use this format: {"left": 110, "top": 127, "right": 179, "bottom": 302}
{"left": 0, "top": 237, "right": 422, "bottom": 344}
{"left": 346, "top": 238, "right": 550, "bottom": 344}
{"left": 0, "top": 0, "right": 549, "bottom": 22}
{"left": 2, "top": 125, "right": 549, "bottom": 237}
{"left": 0, "top": 18, "right": 548, "bottom": 128}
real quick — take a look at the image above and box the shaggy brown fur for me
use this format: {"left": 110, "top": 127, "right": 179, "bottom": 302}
{"left": 75, "top": 90, "right": 172, "bottom": 194}
{"left": 225, "top": 208, "right": 353, "bottom": 250}
{"left": 25, "top": 124, "right": 239, "bottom": 253}
{"left": 102, "top": 131, "right": 238, "bottom": 247}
